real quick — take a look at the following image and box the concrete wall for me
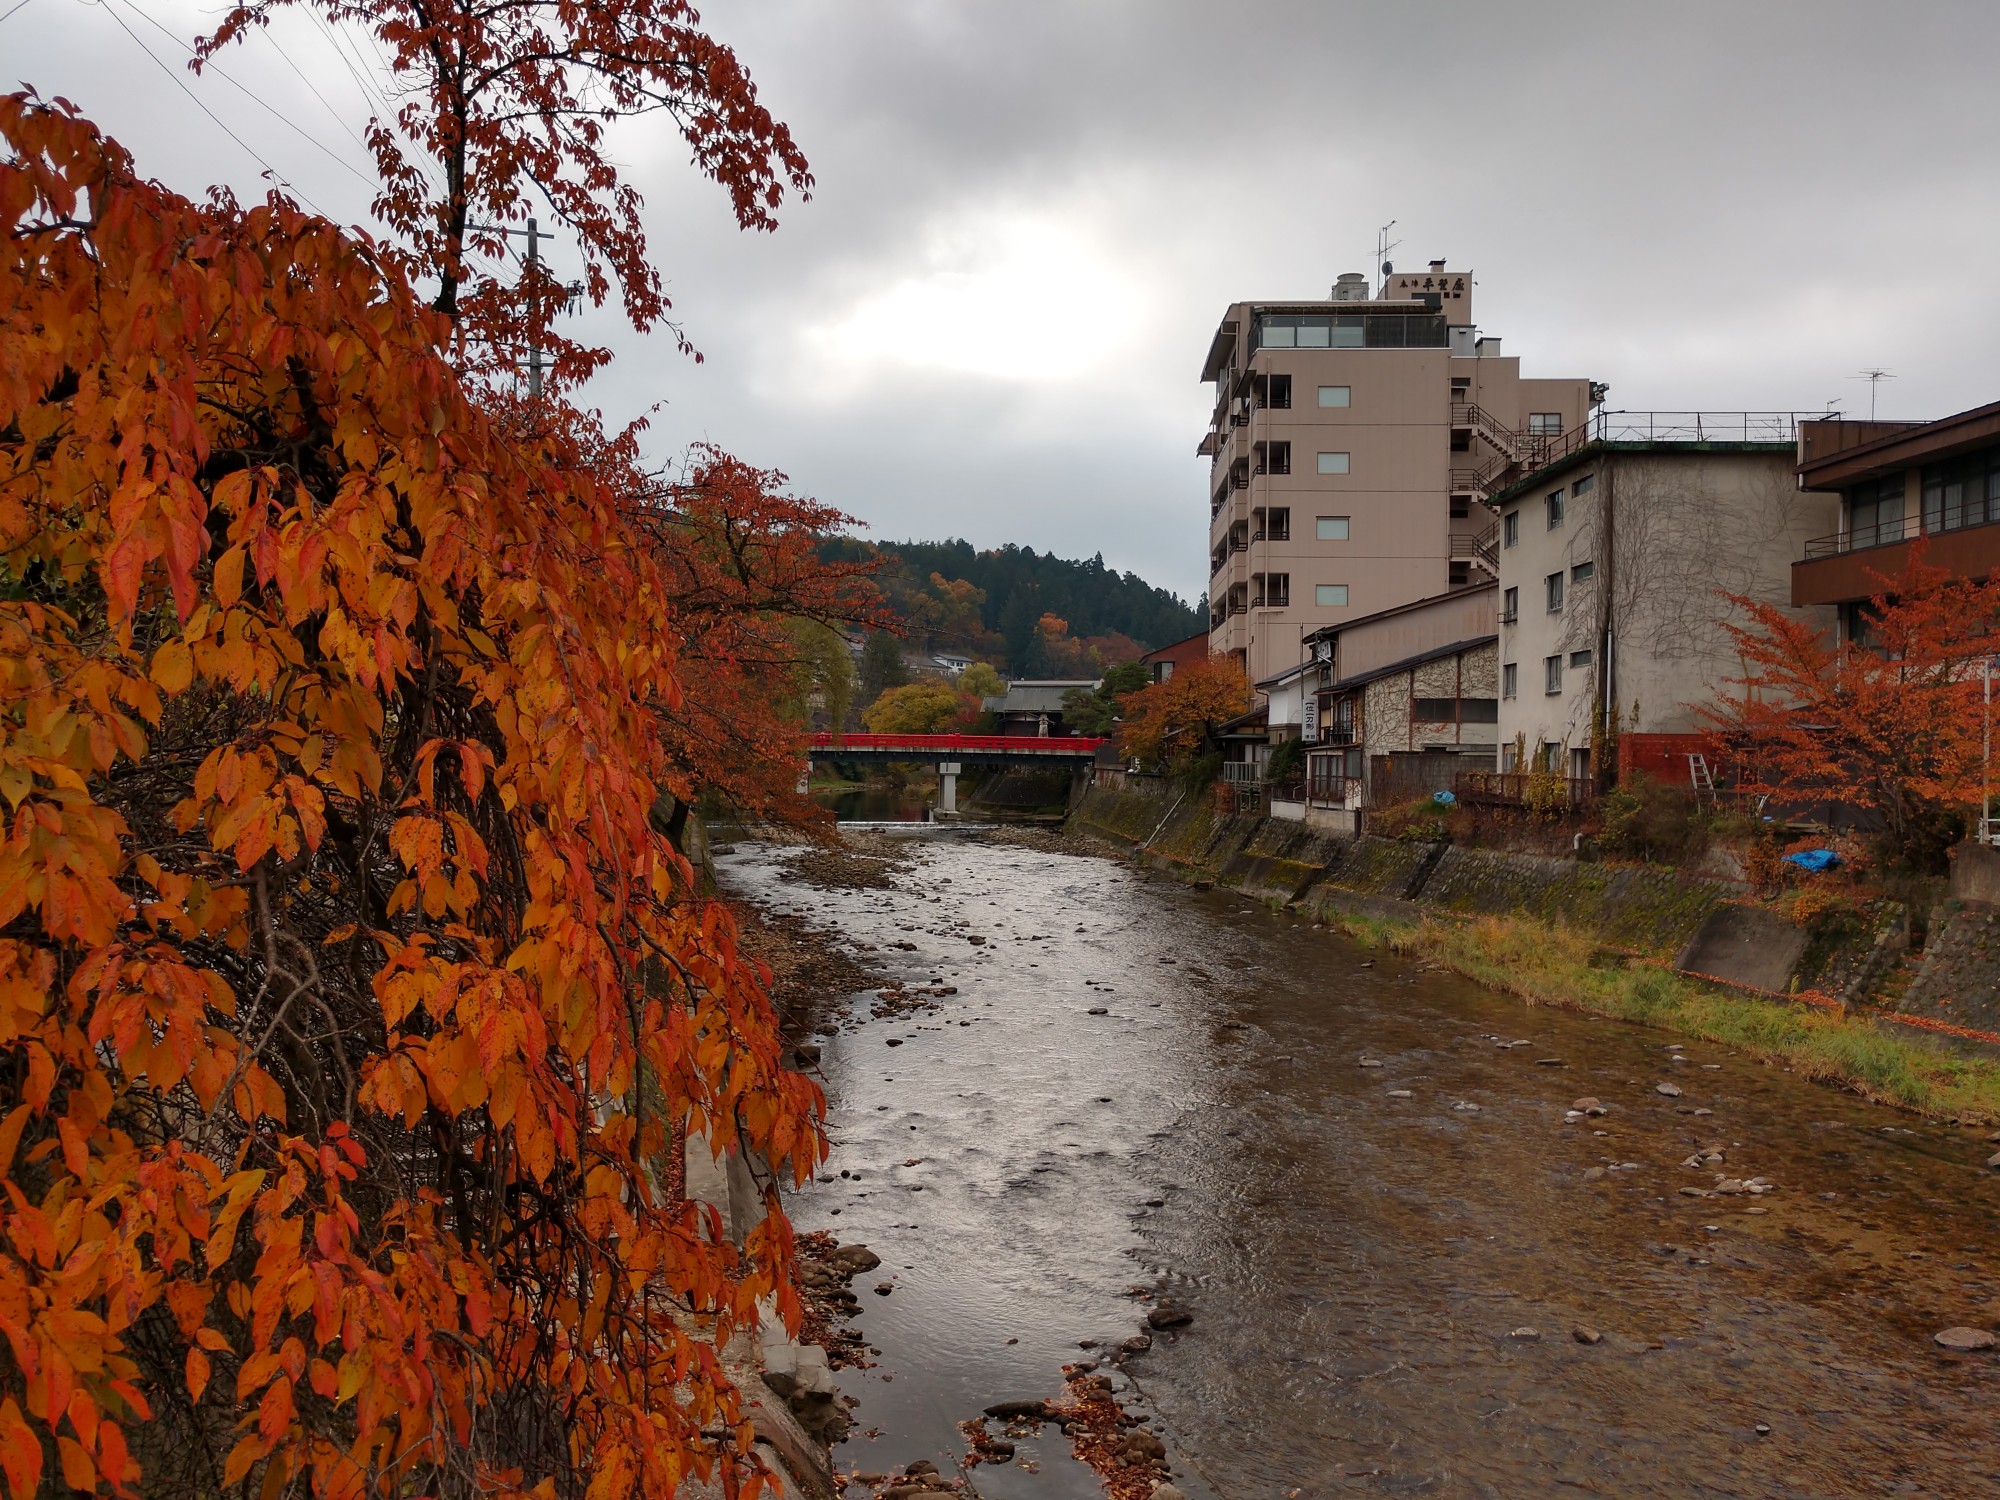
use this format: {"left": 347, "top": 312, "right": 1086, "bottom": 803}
{"left": 1951, "top": 841, "right": 2000, "bottom": 905}
{"left": 1496, "top": 448, "right": 1841, "bottom": 771}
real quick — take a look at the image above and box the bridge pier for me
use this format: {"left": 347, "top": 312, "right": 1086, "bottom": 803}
{"left": 937, "top": 761, "right": 960, "bottom": 815}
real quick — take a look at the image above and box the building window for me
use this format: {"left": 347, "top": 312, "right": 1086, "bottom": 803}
{"left": 1263, "top": 573, "right": 1290, "bottom": 607}
{"left": 1546, "top": 489, "right": 1565, "bottom": 528}
{"left": 1847, "top": 473, "right": 1907, "bottom": 550}
{"left": 1545, "top": 655, "right": 1563, "bottom": 694}
{"left": 1502, "top": 663, "right": 1517, "bottom": 698}
{"left": 1528, "top": 412, "right": 1563, "bottom": 435}
{"left": 1501, "top": 586, "right": 1519, "bottom": 622}
{"left": 1413, "top": 698, "right": 1457, "bottom": 722}
{"left": 1260, "top": 373, "right": 1292, "bottom": 410}
{"left": 1546, "top": 572, "right": 1565, "bottom": 612}
{"left": 1572, "top": 473, "right": 1595, "bottom": 497}
{"left": 1316, "top": 515, "right": 1350, "bottom": 541}
{"left": 1256, "top": 441, "right": 1291, "bottom": 475}
{"left": 1268, "top": 507, "right": 1291, "bottom": 541}
{"left": 1571, "top": 560, "right": 1595, "bottom": 582}
{"left": 1919, "top": 446, "right": 2000, "bottom": 533}
{"left": 1502, "top": 510, "right": 1519, "bottom": 547}
{"left": 1316, "top": 584, "right": 1349, "bottom": 607}
{"left": 1570, "top": 649, "right": 1593, "bottom": 668}
{"left": 1317, "top": 385, "right": 1351, "bottom": 408}
{"left": 1317, "top": 451, "right": 1351, "bottom": 475}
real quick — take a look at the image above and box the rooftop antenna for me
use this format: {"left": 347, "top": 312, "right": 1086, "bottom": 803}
{"left": 1850, "top": 367, "right": 1895, "bottom": 421}
{"left": 1374, "top": 220, "right": 1401, "bottom": 298}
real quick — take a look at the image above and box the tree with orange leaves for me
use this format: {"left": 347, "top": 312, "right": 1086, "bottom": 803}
{"left": 1116, "top": 657, "right": 1250, "bottom": 772}
{"left": 1708, "top": 544, "right": 2000, "bottom": 871}
{"left": 0, "top": 93, "right": 820, "bottom": 1500}
{"left": 196, "top": 0, "right": 811, "bottom": 390}
{"left": 630, "top": 446, "right": 887, "bottom": 831}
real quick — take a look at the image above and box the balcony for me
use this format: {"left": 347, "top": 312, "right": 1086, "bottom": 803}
{"left": 1793, "top": 503, "right": 2000, "bottom": 607}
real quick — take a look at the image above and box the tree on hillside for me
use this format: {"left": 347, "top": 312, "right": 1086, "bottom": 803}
{"left": 862, "top": 681, "right": 976, "bottom": 733}
{"left": 0, "top": 97, "right": 821, "bottom": 1500}
{"left": 1063, "top": 660, "right": 1150, "bottom": 736}
{"left": 793, "top": 620, "right": 858, "bottom": 730}
{"left": 861, "top": 629, "right": 911, "bottom": 702}
{"left": 1707, "top": 544, "right": 2000, "bottom": 871}
{"left": 1118, "top": 657, "right": 1252, "bottom": 771}
{"left": 959, "top": 661, "right": 1007, "bottom": 701}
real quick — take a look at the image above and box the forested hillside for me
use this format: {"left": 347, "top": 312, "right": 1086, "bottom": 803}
{"left": 823, "top": 537, "right": 1204, "bottom": 675}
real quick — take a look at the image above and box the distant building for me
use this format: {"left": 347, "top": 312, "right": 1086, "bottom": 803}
{"left": 1791, "top": 400, "right": 2000, "bottom": 641}
{"left": 930, "top": 650, "right": 974, "bottom": 676}
{"left": 1492, "top": 412, "right": 1837, "bottom": 786}
{"left": 982, "top": 680, "right": 1101, "bottom": 737}
{"left": 1141, "top": 630, "right": 1209, "bottom": 684}
{"left": 1286, "top": 586, "right": 1500, "bottom": 830}
{"left": 1199, "top": 262, "right": 1594, "bottom": 685}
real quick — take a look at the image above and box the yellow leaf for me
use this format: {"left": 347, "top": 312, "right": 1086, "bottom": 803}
{"left": 186, "top": 1347, "right": 210, "bottom": 1403}
{"left": 151, "top": 638, "right": 195, "bottom": 693}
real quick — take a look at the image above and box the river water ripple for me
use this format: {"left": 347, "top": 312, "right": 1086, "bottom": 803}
{"left": 718, "top": 833, "right": 2000, "bottom": 1499}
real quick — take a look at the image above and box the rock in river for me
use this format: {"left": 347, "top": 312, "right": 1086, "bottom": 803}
{"left": 1934, "top": 1327, "right": 1998, "bottom": 1352}
{"left": 1146, "top": 1305, "right": 1194, "bottom": 1330}
{"left": 983, "top": 1399, "right": 1050, "bottom": 1420}
{"left": 1656, "top": 1082, "right": 1684, "bottom": 1097}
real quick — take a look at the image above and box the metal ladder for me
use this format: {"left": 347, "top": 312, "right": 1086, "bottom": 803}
{"left": 1686, "top": 753, "right": 1716, "bottom": 805}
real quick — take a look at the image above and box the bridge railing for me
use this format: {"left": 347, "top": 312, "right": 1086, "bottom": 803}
{"left": 808, "top": 732, "right": 1108, "bottom": 755}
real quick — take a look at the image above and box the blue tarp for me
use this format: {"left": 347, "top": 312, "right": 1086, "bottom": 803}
{"left": 1432, "top": 790, "right": 1457, "bottom": 806}
{"left": 1783, "top": 848, "right": 1840, "bottom": 873}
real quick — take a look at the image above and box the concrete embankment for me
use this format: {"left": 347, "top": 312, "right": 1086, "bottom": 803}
{"left": 1069, "top": 782, "right": 2000, "bottom": 1118}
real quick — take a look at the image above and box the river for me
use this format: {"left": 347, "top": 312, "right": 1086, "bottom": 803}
{"left": 717, "top": 830, "right": 2000, "bottom": 1498}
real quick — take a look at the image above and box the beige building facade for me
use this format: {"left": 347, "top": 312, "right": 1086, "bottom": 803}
{"left": 1491, "top": 416, "right": 1839, "bottom": 780}
{"left": 1201, "top": 264, "right": 1593, "bottom": 686}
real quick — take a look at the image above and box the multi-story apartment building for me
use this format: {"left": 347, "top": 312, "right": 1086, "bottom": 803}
{"left": 1791, "top": 399, "right": 2000, "bottom": 639}
{"left": 1491, "top": 413, "right": 1838, "bottom": 785}
{"left": 1200, "top": 263, "right": 1594, "bottom": 686}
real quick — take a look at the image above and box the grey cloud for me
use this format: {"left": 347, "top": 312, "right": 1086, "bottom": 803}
{"left": 14, "top": 0, "right": 2000, "bottom": 604}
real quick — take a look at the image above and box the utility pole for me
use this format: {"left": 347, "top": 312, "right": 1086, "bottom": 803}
{"left": 470, "top": 217, "right": 571, "bottom": 400}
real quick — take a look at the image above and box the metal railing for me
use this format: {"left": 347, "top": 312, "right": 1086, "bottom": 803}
{"left": 1454, "top": 770, "right": 1597, "bottom": 808}
{"left": 1801, "top": 501, "right": 2000, "bottom": 560}
{"left": 1519, "top": 410, "right": 1810, "bottom": 482}
{"left": 1220, "top": 761, "right": 1260, "bottom": 785}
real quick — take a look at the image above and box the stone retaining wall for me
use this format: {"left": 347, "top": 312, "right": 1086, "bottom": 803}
{"left": 1903, "top": 907, "right": 2000, "bottom": 1033}
{"left": 1066, "top": 788, "right": 1897, "bottom": 999}
{"left": 1422, "top": 847, "right": 1730, "bottom": 955}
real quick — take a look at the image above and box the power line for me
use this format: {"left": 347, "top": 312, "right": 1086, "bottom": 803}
{"left": 0, "top": 0, "right": 42, "bottom": 26}
{"left": 255, "top": 22, "right": 374, "bottom": 157}
{"left": 107, "top": 0, "right": 377, "bottom": 192}
{"left": 99, "top": 0, "right": 334, "bottom": 216}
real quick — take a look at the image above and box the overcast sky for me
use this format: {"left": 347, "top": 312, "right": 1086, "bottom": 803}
{"left": 13, "top": 0, "right": 2000, "bottom": 603}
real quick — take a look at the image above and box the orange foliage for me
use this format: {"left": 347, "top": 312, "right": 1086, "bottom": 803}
{"left": 1708, "top": 543, "right": 2000, "bottom": 867}
{"left": 1115, "top": 658, "right": 1252, "bottom": 769}
{"left": 634, "top": 447, "right": 888, "bottom": 828}
{"left": 0, "top": 95, "right": 821, "bottom": 1500}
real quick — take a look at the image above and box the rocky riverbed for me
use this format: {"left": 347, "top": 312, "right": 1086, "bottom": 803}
{"left": 720, "top": 828, "right": 2000, "bottom": 1498}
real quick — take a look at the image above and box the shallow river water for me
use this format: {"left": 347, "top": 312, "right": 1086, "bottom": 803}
{"left": 718, "top": 832, "right": 2000, "bottom": 1499}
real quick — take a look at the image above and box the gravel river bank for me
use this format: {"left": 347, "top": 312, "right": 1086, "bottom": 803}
{"left": 718, "top": 829, "right": 2000, "bottom": 1499}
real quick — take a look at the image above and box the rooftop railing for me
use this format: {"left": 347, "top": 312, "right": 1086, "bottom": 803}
{"left": 1510, "top": 411, "right": 1814, "bottom": 488}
